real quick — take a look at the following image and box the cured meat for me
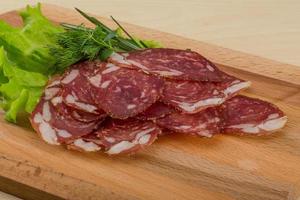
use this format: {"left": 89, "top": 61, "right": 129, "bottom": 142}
{"left": 109, "top": 48, "right": 224, "bottom": 82}
{"left": 29, "top": 49, "right": 288, "bottom": 156}
{"left": 44, "top": 76, "right": 62, "bottom": 101}
{"left": 61, "top": 61, "right": 103, "bottom": 114}
{"left": 220, "top": 95, "right": 287, "bottom": 135}
{"left": 162, "top": 72, "right": 251, "bottom": 113}
{"left": 70, "top": 109, "right": 106, "bottom": 123}
{"left": 135, "top": 102, "right": 173, "bottom": 120}
{"left": 156, "top": 108, "right": 221, "bottom": 137}
{"left": 50, "top": 88, "right": 107, "bottom": 123}
{"left": 30, "top": 97, "right": 101, "bottom": 145}
{"left": 96, "top": 118, "right": 161, "bottom": 155}
{"left": 157, "top": 95, "right": 287, "bottom": 137}
{"left": 67, "top": 133, "right": 102, "bottom": 152}
{"left": 91, "top": 63, "right": 164, "bottom": 119}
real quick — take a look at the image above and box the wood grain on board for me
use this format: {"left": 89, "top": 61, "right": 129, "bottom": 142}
{"left": 0, "top": 4, "right": 299, "bottom": 200}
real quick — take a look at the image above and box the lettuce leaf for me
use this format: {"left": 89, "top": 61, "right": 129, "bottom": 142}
{"left": 0, "top": 3, "right": 63, "bottom": 123}
{"left": 0, "top": 47, "right": 47, "bottom": 122}
{"left": 4, "top": 89, "right": 28, "bottom": 122}
{"left": 0, "top": 3, "right": 63, "bottom": 75}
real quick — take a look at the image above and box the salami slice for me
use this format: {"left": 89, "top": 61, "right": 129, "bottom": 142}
{"left": 135, "top": 102, "right": 173, "bottom": 120}
{"left": 161, "top": 72, "right": 251, "bottom": 113}
{"left": 61, "top": 61, "right": 103, "bottom": 114}
{"left": 91, "top": 63, "right": 164, "bottom": 119}
{"left": 156, "top": 108, "right": 221, "bottom": 137}
{"left": 70, "top": 109, "right": 106, "bottom": 123}
{"left": 96, "top": 118, "right": 161, "bottom": 155}
{"left": 44, "top": 76, "right": 62, "bottom": 101}
{"left": 109, "top": 48, "right": 224, "bottom": 82}
{"left": 220, "top": 95, "right": 287, "bottom": 135}
{"left": 67, "top": 133, "right": 102, "bottom": 152}
{"left": 30, "top": 97, "right": 102, "bottom": 145}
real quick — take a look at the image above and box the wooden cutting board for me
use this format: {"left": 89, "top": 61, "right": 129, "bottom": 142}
{"left": 0, "top": 4, "right": 300, "bottom": 200}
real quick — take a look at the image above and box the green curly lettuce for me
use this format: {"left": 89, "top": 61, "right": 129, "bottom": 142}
{"left": 0, "top": 3, "right": 63, "bottom": 123}
{"left": 0, "top": 47, "right": 47, "bottom": 122}
{"left": 0, "top": 3, "right": 63, "bottom": 75}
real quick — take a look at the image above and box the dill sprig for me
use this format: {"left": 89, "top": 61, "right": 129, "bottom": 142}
{"left": 49, "top": 8, "right": 161, "bottom": 71}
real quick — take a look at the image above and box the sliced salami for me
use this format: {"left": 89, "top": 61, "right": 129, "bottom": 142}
{"left": 61, "top": 61, "right": 103, "bottom": 114}
{"left": 30, "top": 97, "right": 101, "bottom": 145}
{"left": 109, "top": 48, "right": 224, "bottom": 82}
{"left": 67, "top": 133, "right": 102, "bottom": 152}
{"left": 44, "top": 76, "right": 62, "bottom": 101}
{"left": 156, "top": 108, "right": 221, "bottom": 137}
{"left": 50, "top": 88, "right": 107, "bottom": 123}
{"left": 91, "top": 63, "right": 164, "bottom": 119}
{"left": 135, "top": 102, "right": 173, "bottom": 120}
{"left": 161, "top": 72, "right": 251, "bottom": 113}
{"left": 220, "top": 95, "right": 287, "bottom": 135}
{"left": 30, "top": 99, "right": 60, "bottom": 145}
{"left": 70, "top": 109, "right": 106, "bottom": 123}
{"left": 96, "top": 118, "right": 161, "bottom": 155}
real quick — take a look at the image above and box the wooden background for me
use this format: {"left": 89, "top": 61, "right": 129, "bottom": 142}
{"left": 0, "top": 1, "right": 300, "bottom": 200}
{"left": 1, "top": 0, "right": 300, "bottom": 66}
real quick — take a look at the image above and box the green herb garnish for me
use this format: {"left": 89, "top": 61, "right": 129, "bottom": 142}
{"left": 0, "top": 3, "right": 63, "bottom": 123}
{"left": 49, "top": 9, "right": 162, "bottom": 71}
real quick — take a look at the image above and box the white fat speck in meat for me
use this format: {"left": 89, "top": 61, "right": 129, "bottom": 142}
{"left": 51, "top": 96, "right": 63, "bottom": 106}
{"left": 61, "top": 69, "right": 79, "bottom": 84}
{"left": 214, "top": 117, "right": 220, "bottom": 122}
{"left": 47, "top": 80, "right": 61, "bottom": 88}
{"left": 229, "top": 116, "right": 287, "bottom": 133}
{"left": 110, "top": 52, "right": 131, "bottom": 65}
{"left": 267, "top": 113, "right": 280, "bottom": 120}
{"left": 194, "top": 123, "right": 207, "bottom": 130}
{"left": 258, "top": 116, "right": 287, "bottom": 131}
{"left": 135, "top": 128, "right": 156, "bottom": 140}
{"left": 66, "top": 94, "right": 97, "bottom": 113}
{"left": 107, "top": 141, "right": 135, "bottom": 155}
{"left": 138, "top": 134, "right": 151, "bottom": 145}
{"left": 177, "top": 97, "right": 224, "bottom": 113}
{"left": 100, "top": 80, "right": 111, "bottom": 89}
{"left": 175, "top": 82, "right": 187, "bottom": 89}
{"left": 33, "top": 113, "right": 43, "bottom": 123}
{"left": 42, "top": 102, "right": 51, "bottom": 122}
{"left": 39, "top": 122, "right": 59, "bottom": 145}
{"left": 44, "top": 88, "right": 60, "bottom": 100}
{"left": 88, "top": 74, "right": 102, "bottom": 87}
{"left": 127, "top": 104, "right": 136, "bottom": 109}
{"left": 152, "top": 69, "right": 183, "bottom": 76}
{"left": 213, "top": 89, "right": 219, "bottom": 95}
{"left": 224, "top": 81, "right": 251, "bottom": 96}
{"left": 206, "top": 64, "right": 215, "bottom": 72}
{"left": 65, "top": 94, "right": 76, "bottom": 104}
{"left": 178, "top": 125, "right": 192, "bottom": 129}
{"left": 231, "top": 80, "right": 240, "bottom": 84}
{"left": 56, "top": 129, "right": 72, "bottom": 138}
{"left": 73, "top": 139, "right": 101, "bottom": 152}
{"left": 102, "top": 65, "right": 120, "bottom": 74}
{"left": 113, "top": 87, "right": 121, "bottom": 93}
{"left": 106, "top": 127, "right": 156, "bottom": 155}
{"left": 229, "top": 124, "right": 260, "bottom": 133}
{"left": 104, "top": 136, "right": 116, "bottom": 143}
{"left": 197, "top": 130, "right": 213, "bottom": 137}
{"left": 127, "top": 60, "right": 149, "bottom": 71}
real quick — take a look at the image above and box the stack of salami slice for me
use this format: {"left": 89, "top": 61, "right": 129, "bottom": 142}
{"left": 30, "top": 48, "right": 288, "bottom": 155}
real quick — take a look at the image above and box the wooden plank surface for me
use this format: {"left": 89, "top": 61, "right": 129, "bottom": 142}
{"left": 1, "top": 0, "right": 300, "bottom": 67}
{"left": 0, "top": 4, "right": 300, "bottom": 200}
